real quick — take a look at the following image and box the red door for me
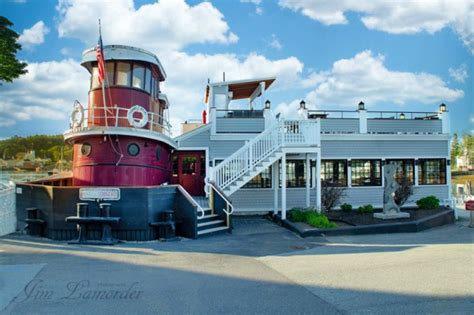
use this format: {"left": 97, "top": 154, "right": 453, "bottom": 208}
{"left": 171, "top": 151, "right": 206, "bottom": 196}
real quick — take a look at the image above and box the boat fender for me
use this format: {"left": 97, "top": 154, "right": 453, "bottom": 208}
{"left": 70, "top": 102, "right": 84, "bottom": 128}
{"left": 127, "top": 105, "right": 148, "bottom": 128}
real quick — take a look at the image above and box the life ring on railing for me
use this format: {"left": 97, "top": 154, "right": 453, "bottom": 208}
{"left": 70, "top": 101, "right": 84, "bottom": 128}
{"left": 127, "top": 105, "right": 148, "bottom": 128}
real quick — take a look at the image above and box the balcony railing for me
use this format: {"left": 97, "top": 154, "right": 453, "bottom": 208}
{"left": 308, "top": 109, "right": 439, "bottom": 120}
{"left": 69, "top": 105, "right": 172, "bottom": 137}
{"left": 215, "top": 109, "right": 264, "bottom": 118}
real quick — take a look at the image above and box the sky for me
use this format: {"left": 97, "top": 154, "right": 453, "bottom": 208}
{"left": 0, "top": 0, "right": 472, "bottom": 139}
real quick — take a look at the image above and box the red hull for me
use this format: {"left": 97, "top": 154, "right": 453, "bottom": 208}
{"left": 72, "top": 135, "right": 172, "bottom": 186}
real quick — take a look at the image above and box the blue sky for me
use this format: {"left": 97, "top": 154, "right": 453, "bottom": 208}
{"left": 0, "top": 0, "right": 472, "bottom": 138}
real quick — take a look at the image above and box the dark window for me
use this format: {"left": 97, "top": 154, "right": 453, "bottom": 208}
{"left": 80, "top": 143, "right": 92, "bottom": 156}
{"left": 132, "top": 64, "right": 145, "bottom": 89}
{"left": 321, "top": 160, "right": 347, "bottom": 186}
{"left": 351, "top": 160, "right": 381, "bottom": 186}
{"left": 418, "top": 159, "right": 446, "bottom": 185}
{"left": 127, "top": 143, "right": 140, "bottom": 156}
{"left": 280, "top": 160, "right": 312, "bottom": 188}
{"left": 182, "top": 156, "right": 197, "bottom": 175}
{"left": 145, "top": 67, "right": 151, "bottom": 93}
{"left": 386, "top": 159, "right": 414, "bottom": 184}
{"left": 243, "top": 166, "right": 272, "bottom": 188}
{"left": 156, "top": 147, "right": 161, "bottom": 161}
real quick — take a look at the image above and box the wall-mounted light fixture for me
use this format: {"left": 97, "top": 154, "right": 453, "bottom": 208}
{"left": 439, "top": 103, "right": 447, "bottom": 112}
{"left": 399, "top": 113, "right": 406, "bottom": 120}
{"left": 299, "top": 100, "right": 306, "bottom": 109}
{"left": 265, "top": 100, "right": 271, "bottom": 109}
{"left": 358, "top": 101, "right": 365, "bottom": 111}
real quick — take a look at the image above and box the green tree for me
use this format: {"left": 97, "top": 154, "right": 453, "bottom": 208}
{"left": 451, "top": 133, "right": 461, "bottom": 168}
{"left": 0, "top": 16, "right": 27, "bottom": 84}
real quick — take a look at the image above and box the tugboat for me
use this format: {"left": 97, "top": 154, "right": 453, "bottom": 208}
{"left": 65, "top": 44, "right": 175, "bottom": 186}
{"left": 15, "top": 43, "right": 232, "bottom": 242}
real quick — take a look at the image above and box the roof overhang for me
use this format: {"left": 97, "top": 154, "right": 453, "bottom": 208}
{"left": 82, "top": 45, "right": 166, "bottom": 81}
{"left": 205, "top": 77, "right": 275, "bottom": 103}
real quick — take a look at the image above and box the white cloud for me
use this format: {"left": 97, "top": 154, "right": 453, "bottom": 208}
{"left": 279, "top": 0, "right": 474, "bottom": 54}
{"left": 449, "top": 64, "right": 469, "bottom": 83}
{"left": 0, "top": 59, "right": 89, "bottom": 126}
{"left": 240, "top": 0, "right": 263, "bottom": 14}
{"left": 56, "top": 0, "right": 238, "bottom": 52}
{"left": 18, "top": 21, "right": 49, "bottom": 49}
{"left": 268, "top": 34, "right": 283, "bottom": 50}
{"left": 303, "top": 50, "right": 464, "bottom": 108}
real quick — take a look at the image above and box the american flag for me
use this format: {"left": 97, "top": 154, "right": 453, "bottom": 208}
{"left": 96, "top": 28, "right": 105, "bottom": 85}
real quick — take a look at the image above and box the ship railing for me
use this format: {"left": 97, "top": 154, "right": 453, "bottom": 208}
{"left": 72, "top": 105, "right": 172, "bottom": 136}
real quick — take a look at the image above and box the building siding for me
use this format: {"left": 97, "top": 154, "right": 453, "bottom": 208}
{"left": 367, "top": 119, "right": 442, "bottom": 133}
{"left": 320, "top": 119, "right": 359, "bottom": 133}
{"left": 231, "top": 185, "right": 449, "bottom": 212}
{"left": 178, "top": 126, "right": 246, "bottom": 161}
{"left": 321, "top": 140, "right": 448, "bottom": 158}
{"left": 216, "top": 118, "right": 264, "bottom": 133}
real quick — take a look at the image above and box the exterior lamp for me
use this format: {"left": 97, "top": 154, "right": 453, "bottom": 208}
{"left": 399, "top": 113, "right": 405, "bottom": 120}
{"left": 299, "top": 100, "right": 306, "bottom": 109}
{"left": 358, "top": 101, "right": 365, "bottom": 111}
{"left": 265, "top": 100, "right": 271, "bottom": 109}
{"left": 439, "top": 103, "right": 447, "bottom": 112}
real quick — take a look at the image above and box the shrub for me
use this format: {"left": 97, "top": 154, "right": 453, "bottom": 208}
{"left": 289, "top": 208, "right": 307, "bottom": 222}
{"left": 305, "top": 212, "right": 337, "bottom": 228}
{"left": 288, "top": 207, "right": 336, "bottom": 228}
{"left": 357, "top": 204, "right": 374, "bottom": 213}
{"left": 321, "top": 180, "right": 346, "bottom": 212}
{"left": 340, "top": 203, "right": 353, "bottom": 212}
{"left": 395, "top": 175, "right": 415, "bottom": 206}
{"left": 416, "top": 196, "right": 440, "bottom": 209}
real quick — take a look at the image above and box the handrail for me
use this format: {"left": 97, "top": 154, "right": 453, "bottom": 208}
{"left": 212, "top": 119, "right": 319, "bottom": 191}
{"left": 205, "top": 179, "right": 234, "bottom": 215}
{"left": 70, "top": 105, "right": 172, "bottom": 136}
{"left": 307, "top": 109, "right": 439, "bottom": 120}
{"left": 177, "top": 185, "right": 205, "bottom": 219}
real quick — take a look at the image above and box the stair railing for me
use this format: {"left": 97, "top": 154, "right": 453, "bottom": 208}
{"left": 205, "top": 179, "right": 233, "bottom": 229}
{"left": 212, "top": 119, "right": 319, "bottom": 191}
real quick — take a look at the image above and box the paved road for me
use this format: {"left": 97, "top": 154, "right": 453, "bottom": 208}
{"left": 0, "top": 218, "right": 473, "bottom": 314}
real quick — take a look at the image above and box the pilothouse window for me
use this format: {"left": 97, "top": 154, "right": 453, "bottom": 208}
{"left": 91, "top": 66, "right": 99, "bottom": 89}
{"left": 105, "top": 62, "right": 115, "bottom": 86}
{"left": 116, "top": 62, "right": 131, "bottom": 86}
{"left": 132, "top": 64, "right": 145, "bottom": 89}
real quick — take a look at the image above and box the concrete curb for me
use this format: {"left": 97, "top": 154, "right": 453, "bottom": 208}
{"left": 272, "top": 209, "right": 455, "bottom": 237}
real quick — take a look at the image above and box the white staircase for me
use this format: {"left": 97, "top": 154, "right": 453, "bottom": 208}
{"left": 193, "top": 196, "right": 229, "bottom": 236}
{"left": 211, "top": 120, "right": 320, "bottom": 196}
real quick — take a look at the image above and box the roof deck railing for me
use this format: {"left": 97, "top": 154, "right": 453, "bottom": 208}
{"left": 307, "top": 109, "right": 439, "bottom": 120}
{"left": 215, "top": 109, "right": 264, "bottom": 118}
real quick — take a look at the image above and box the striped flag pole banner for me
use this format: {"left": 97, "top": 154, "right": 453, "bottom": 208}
{"left": 97, "top": 19, "right": 110, "bottom": 125}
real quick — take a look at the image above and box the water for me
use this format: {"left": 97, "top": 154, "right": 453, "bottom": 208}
{"left": 0, "top": 171, "right": 48, "bottom": 186}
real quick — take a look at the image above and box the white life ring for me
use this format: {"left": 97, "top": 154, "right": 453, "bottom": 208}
{"left": 70, "top": 102, "right": 84, "bottom": 128}
{"left": 127, "top": 105, "right": 148, "bottom": 128}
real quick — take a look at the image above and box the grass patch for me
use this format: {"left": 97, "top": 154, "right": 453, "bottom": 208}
{"left": 288, "top": 208, "right": 337, "bottom": 228}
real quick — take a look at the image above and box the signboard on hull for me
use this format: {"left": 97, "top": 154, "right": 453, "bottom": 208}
{"left": 79, "top": 187, "right": 121, "bottom": 201}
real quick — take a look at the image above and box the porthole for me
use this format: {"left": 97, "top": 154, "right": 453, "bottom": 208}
{"left": 127, "top": 143, "right": 140, "bottom": 156}
{"left": 80, "top": 143, "right": 92, "bottom": 156}
{"left": 156, "top": 147, "right": 161, "bottom": 161}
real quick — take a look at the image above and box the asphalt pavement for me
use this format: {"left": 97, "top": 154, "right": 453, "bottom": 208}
{"left": 0, "top": 217, "right": 473, "bottom": 314}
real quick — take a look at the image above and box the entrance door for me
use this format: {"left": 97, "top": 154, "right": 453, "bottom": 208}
{"left": 171, "top": 151, "right": 206, "bottom": 196}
